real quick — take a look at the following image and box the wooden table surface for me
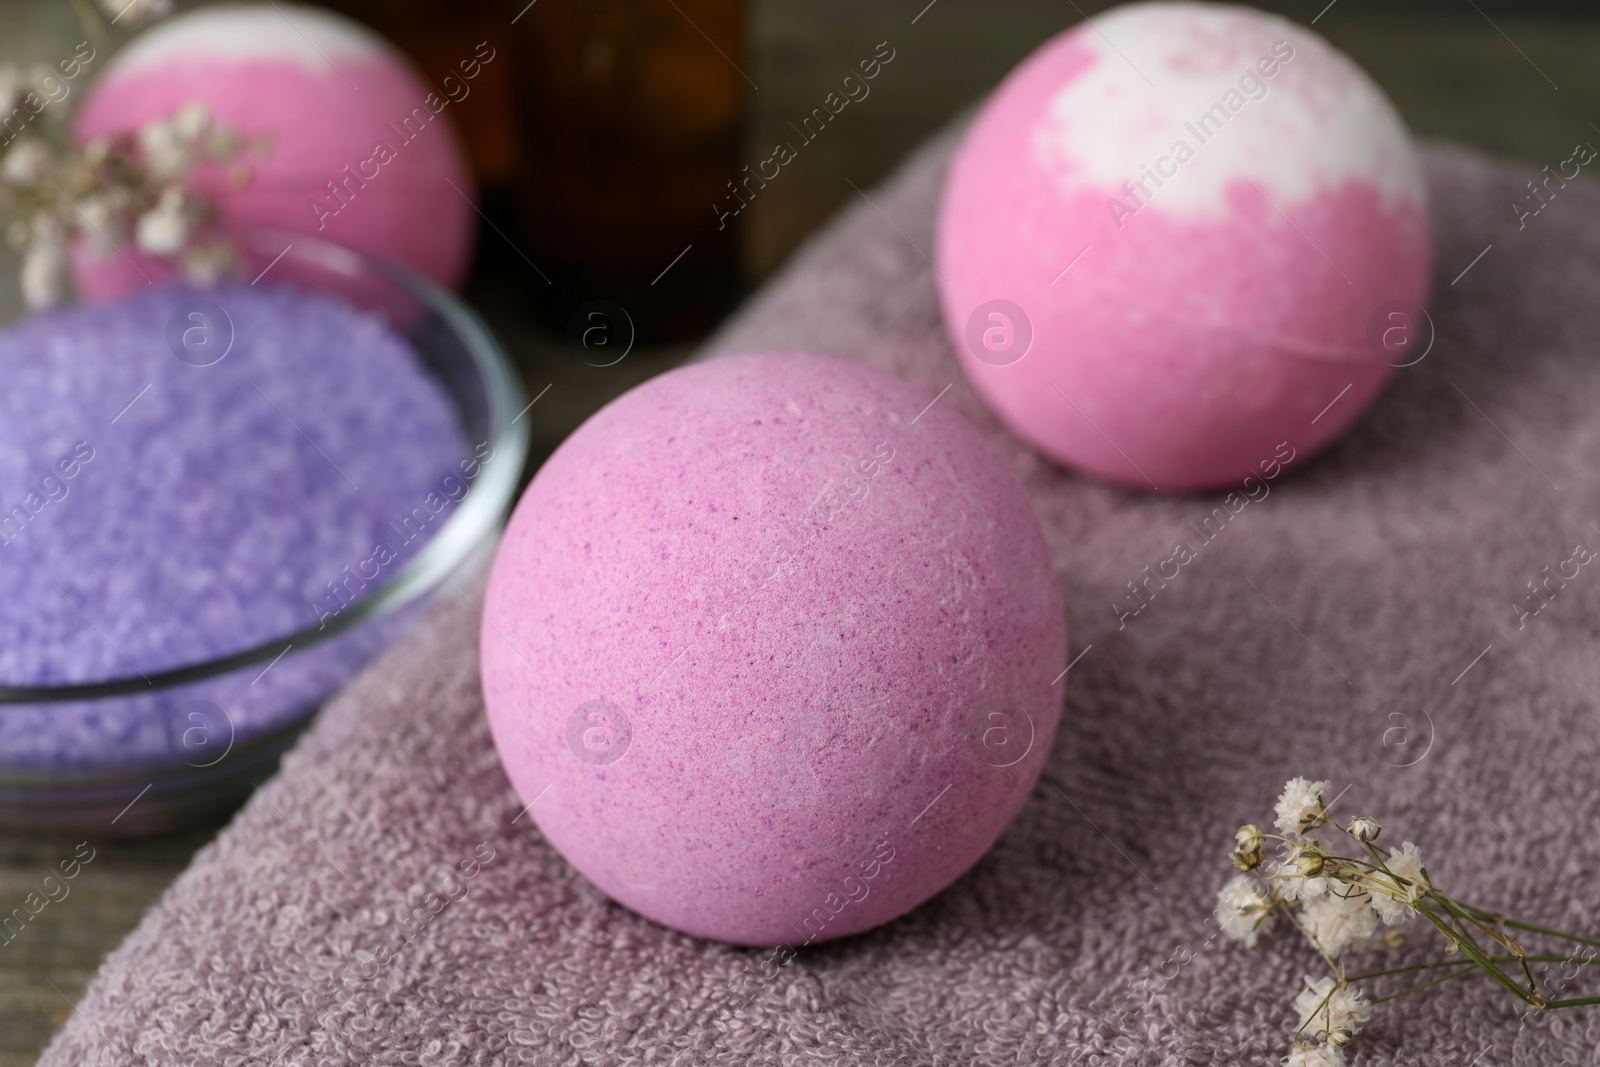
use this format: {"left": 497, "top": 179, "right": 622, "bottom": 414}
{"left": 3, "top": 0, "right": 1599, "bottom": 1060}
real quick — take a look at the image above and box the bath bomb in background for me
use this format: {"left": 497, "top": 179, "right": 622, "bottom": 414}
{"left": 482, "top": 353, "right": 1066, "bottom": 945}
{"left": 937, "top": 2, "right": 1432, "bottom": 491}
{"left": 72, "top": 1, "right": 474, "bottom": 299}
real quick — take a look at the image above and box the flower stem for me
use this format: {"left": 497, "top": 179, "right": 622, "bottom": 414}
{"left": 1345, "top": 958, "right": 1475, "bottom": 982}
{"left": 1370, "top": 964, "right": 1478, "bottom": 1003}
{"left": 1347, "top": 955, "right": 1600, "bottom": 983}
{"left": 1434, "top": 892, "right": 1527, "bottom": 958}
{"left": 1417, "top": 905, "right": 1540, "bottom": 1006}
{"left": 1477, "top": 913, "right": 1600, "bottom": 953}
{"left": 1503, "top": 919, "right": 1600, "bottom": 949}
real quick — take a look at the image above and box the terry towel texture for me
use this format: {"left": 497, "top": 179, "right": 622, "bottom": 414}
{"left": 42, "top": 132, "right": 1600, "bottom": 1065}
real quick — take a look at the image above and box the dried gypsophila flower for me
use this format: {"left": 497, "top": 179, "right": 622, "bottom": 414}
{"left": 1346, "top": 815, "right": 1381, "bottom": 843}
{"left": 1300, "top": 891, "right": 1378, "bottom": 960}
{"left": 77, "top": 187, "right": 131, "bottom": 251}
{"left": 1272, "top": 842, "right": 1330, "bottom": 902}
{"left": 1, "top": 101, "right": 253, "bottom": 307}
{"left": 1227, "top": 777, "right": 1600, "bottom": 1067}
{"left": 1216, "top": 873, "right": 1276, "bottom": 949}
{"left": 1294, "top": 976, "right": 1372, "bottom": 1046}
{"left": 1275, "top": 777, "right": 1331, "bottom": 836}
{"left": 138, "top": 103, "right": 213, "bottom": 181}
{"left": 1284, "top": 1043, "right": 1345, "bottom": 1067}
{"left": 1232, "top": 823, "right": 1266, "bottom": 871}
{"left": 0, "top": 140, "right": 51, "bottom": 186}
{"left": 1368, "top": 841, "right": 1429, "bottom": 925}
{"left": 135, "top": 186, "right": 191, "bottom": 255}
{"left": 1291, "top": 844, "right": 1331, "bottom": 879}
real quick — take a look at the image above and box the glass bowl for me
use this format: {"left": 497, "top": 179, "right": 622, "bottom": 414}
{"left": 0, "top": 230, "right": 528, "bottom": 836}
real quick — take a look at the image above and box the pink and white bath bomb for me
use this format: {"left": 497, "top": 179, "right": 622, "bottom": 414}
{"left": 481, "top": 353, "right": 1066, "bottom": 945}
{"left": 73, "top": 2, "right": 474, "bottom": 299}
{"left": 937, "top": 2, "right": 1432, "bottom": 491}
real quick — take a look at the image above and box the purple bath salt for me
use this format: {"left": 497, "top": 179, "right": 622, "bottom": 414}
{"left": 0, "top": 284, "right": 471, "bottom": 770}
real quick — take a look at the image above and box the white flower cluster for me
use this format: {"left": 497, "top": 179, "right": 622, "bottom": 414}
{"left": 138, "top": 101, "right": 244, "bottom": 184}
{"left": 1294, "top": 975, "right": 1372, "bottom": 1052}
{"left": 1217, "top": 872, "right": 1274, "bottom": 948}
{"left": 0, "top": 83, "right": 255, "bottom": 308}
{"left": 1217, "top": 778, "right": 1433, "bottom": 1066}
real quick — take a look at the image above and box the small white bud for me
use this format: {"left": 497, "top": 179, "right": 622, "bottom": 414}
{"left": 173, "top": 101, "right": 210, "bottom": 141}
{"left": 1231, "top": 824, "right": 1266, "bottom": 871}
{"left": 139, "top": 118, "right": 192, "bottom": 180}
{"left": 82, "top": 137, "right": 112, "bottom": 167}
{"left": 0, "top": 140, "right": 52, "bottom": 186}
{"left": 135, "top": 188, "right": 190, "bottom": 256}
{"left": 1347, "top": 815, "right": 1381, "bottom": 843}
{"left": 1292, "top": 847, "right": 1327, "bottom": 879}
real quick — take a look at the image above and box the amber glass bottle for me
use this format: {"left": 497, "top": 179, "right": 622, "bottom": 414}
{"left": 313, "top": 0, "right": 520, "bottom": 193}
{"left": 510, "top": 0, "right": 746, "bottom": 343}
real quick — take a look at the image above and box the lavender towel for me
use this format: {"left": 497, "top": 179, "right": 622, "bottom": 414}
{"left": 42, "top": 132, "right": 1600, "bottom": 1066}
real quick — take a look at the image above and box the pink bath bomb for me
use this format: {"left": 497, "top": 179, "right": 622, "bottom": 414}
{"left": 937, "top": 2, "right": 1432, "bottom": 491}
{"left": 482, "top": 354, "right": 1065, "bottom": 945}
{"left": 73, "top": 2, "right": 474, "bottom": 298}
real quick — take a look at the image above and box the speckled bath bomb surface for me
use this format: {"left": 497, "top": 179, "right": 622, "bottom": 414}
{"left": 482, "top": 354, "right": 1066, "bottom": 945}
{"left": 938, "top": 1, "right": 1432, "bottom": 490}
